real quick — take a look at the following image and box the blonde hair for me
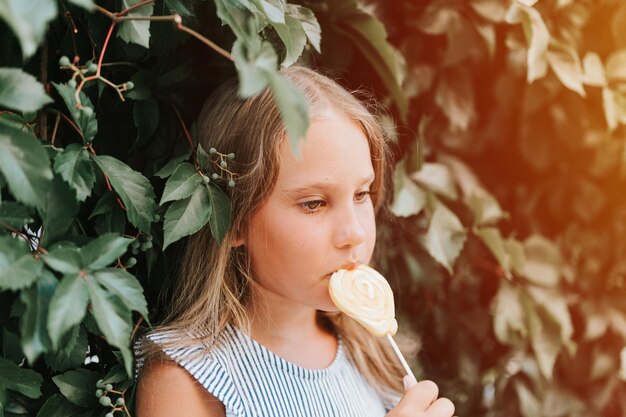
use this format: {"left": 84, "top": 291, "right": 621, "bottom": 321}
{"left": 142, "top": 66, "right": 409, "bottom": 396}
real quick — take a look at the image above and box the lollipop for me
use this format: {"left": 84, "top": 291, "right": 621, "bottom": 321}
{"left": 329, "top": 265, "right": 415, "bottom": 378}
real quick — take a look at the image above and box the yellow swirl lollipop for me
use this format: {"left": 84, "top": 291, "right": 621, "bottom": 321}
{"left": 329, "top": 264, "right": 414, "bottom": 378}
{"left": 329, "top": 265, "right": 397, "bottom": 337}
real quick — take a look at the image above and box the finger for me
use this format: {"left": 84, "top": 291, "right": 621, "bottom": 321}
{"left": 403, "top": 374, "right": 418, "bottom": 391}
{"left": 404, "top": 380, "right": 439, "bottom": 410}
{"left": 426, "top": 397, "right": 455, "bottom": 417}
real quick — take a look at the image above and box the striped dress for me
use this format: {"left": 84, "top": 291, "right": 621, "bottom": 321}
{"left": 137, "top": 324, "right": 399, "bottom": 417}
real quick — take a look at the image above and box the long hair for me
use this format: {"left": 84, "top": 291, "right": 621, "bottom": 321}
{"left": 141, "top": 66, "right": 410, "bottom": 396}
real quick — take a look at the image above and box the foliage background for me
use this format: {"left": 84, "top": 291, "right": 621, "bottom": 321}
{"left": 1, "top": 0, "right": 625, "bottom": 416}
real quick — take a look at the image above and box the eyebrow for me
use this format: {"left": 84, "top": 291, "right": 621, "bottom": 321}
{"left": 282, "top": 173, "right": 376, "bottom": 195}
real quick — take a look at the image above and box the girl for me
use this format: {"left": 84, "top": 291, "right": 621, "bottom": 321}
{"left": 136, "top": 66, "right": 455, "bottom": 417}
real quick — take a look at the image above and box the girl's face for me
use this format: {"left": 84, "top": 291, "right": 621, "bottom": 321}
{"left": 244, "top": 108, "right": 377, "bottom": 312}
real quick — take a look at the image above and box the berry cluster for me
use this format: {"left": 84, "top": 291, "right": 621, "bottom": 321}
{"left": 58, "top": 55, "right": 134, "bottom": 113}
{"left": 206, "top": 147, "right": 237, "bottom": 189}
{"left": 95, "top": 379, "right": 126, "bottom": 417}
{"left": 128, "top": 234, "right": 153, "bottom": 266}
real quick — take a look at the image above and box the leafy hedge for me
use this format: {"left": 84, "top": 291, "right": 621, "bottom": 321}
{"left": 0, "top": 0, "right": 625, "bottom": 416}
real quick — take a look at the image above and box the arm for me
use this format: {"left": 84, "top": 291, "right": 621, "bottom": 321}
{"left": 136, "top": 359, "right": 226, "bottom": 417}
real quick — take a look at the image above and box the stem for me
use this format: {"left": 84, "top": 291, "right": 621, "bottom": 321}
{"left": 51, "top": 112, "right": 61, "bottom": 145}
{"left": 38, "top": 37, "right": 49, "bottom": 140}
{"left": 172, "top": 105, "right": 196, "bottom": 158}
{"left": 176, "top": 24, "right": 233, "bottom": 61}
{"left": 45, "top": 109, "right": 83, "bottom": 139}
{"left": 0, "top": 222, "right": 33, "bottom": 246}
{"left": 118, "top": 0, "right": 154, "bottom": 17}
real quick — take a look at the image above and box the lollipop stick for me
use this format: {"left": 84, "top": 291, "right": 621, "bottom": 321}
{"left": 386, "top": 333, "right": 415, "bottom": 379}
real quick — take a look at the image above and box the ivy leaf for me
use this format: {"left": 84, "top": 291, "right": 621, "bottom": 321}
{"left": 196, "top": 145, "right": 211, "bottom": 172}
{"left": 214, "top": 0, "right": 253, "bottom": 39}
{"left": 434, "top": 71, "right": 476, "bottom": 132}
{"left": 67, "top": 0, "right": 94, "bottom": 11}
{"left": 118, "top": 0, "right": 154, "bottom": 49}
{"left": 391, "top": 163, "right": 427, "bottom": 217}
{"left": 94, "top": 268, "right": 149, "bottom": 321}
{"left": 54, "top": 144, "right": 95, "bottom": 202}
{"left": 35, "top": 393, "right": 86, "bottom": 417}
{"left": 0, "top": 357, "right": 42, "bottom": 399}
{"left": 330, "top": 1, "right": 408, "bottom": 121}
{"left": 44, "top": 325, "right": 87, "bottom": 372}
{"left": 52, "top": 83, "right": 98, "bottom": 142}
{"left": 20, "top": 269, "right": 56, "bottom": 364}
{"left": 505, "top": 3, "right": 549, "bottom": 83}
{"left": 81, "top": 233, "right": 133, "bottom": 270}
{"left": 421, "top": 200, "right": 466, "bottom": 274}
{"left": 411, "top": 163, "right": 458, "bottom": 201}
{"left": 0, "top": 202, "right": 34, "bottom": 228}
{"left": 266, "top": 71, "right": 309, "bottom": 156}
{"left": 286, "top": 4, "right": 321, "bottom": 52}
{"left": 52, "top": 369, "right": 101, "bottom": 407}
{"left": 0, "top": 236, "right": 42, "bottom": 291}
{"left": 38, "top": 176, "right": 80, "bottom": 244}
{"left": 547, "top": 46, "right": 586, "bottom": 97}
{"left": 47, "top": 274, "right": 89, "bottom": 349}
{"left": 133, "top": 98, "right": 160, "bottom": 149}
{"left": 520, "top": 235, "right": 561, "bottom": 287}
{"left": 0, "top": 117, "right": 53, "bottom": 209}
{"left": 92, "top": 155, "right": 157, "bottom": 232}
{"left": 0, "top": 0, "right": 57, "bottom": 58}
{"left": 163, "top": 185, "right": 212, "bottom": 249}
{"left": 0, "top": 68, "right": 52, "bottom": 112}
{"left": 208, "top": 185, "right": 231, "bottom": 245}
{"left": 154, "top": 147, "right": 192, "bottom": 178}
{"left": 85, "top": 280, "right": 133, "bottom": 375}
{"left": 160, "top": 162, "right": 203, "bottom": 205}
{"left": 232, "top": 33, "right": 277, "bottom": 97}
{"left": 41, "top": 243, "right": 82, "bottom": 274}
{"left": 493, "top": 280, "right": 527, "bottom": 345}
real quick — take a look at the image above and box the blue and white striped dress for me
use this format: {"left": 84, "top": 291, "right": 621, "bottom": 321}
{"left": 137, "top": 324, "right": 399, "bottom": 417}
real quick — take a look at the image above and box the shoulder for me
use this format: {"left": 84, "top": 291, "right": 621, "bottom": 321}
{"left": 136, "top": 358, "right": 226, "bottom": 417}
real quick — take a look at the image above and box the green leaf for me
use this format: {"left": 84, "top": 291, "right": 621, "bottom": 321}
{"left": 92, "top": 155, "right": 157, "bottom": 232}
{"left": 163, "top": 185, "right": 211, "bottom": 249}
{"left": 133, "top": 98, "right": 160, "bottom": 147}
{"left": 118, "top": 0, "right": 154, "bottom": 49}
{"left": 208, "top": 185, "right": 231, "bottom": 245}
{"left": 474, "top": 226, "right": 510, "bottom": 275}
{"left": 232, "top": 35, "right": 277, "bottom": 97}
{"left": 44, "top": 325, "right": 87, "bottom": 372}
{"left": 20, "top": 269, "right": 56, "bottom": 364}
{"left": 286, "top": 4, "right": 321, "bottom": 52}
{"left": 67, "top": 0, "right": 94, "bottom": 11}
{"left": 47, "top": 274, "right": 88, "bottom": 349}
{"left": 271, "top": 12, "right": 307, "bottom": 67}
{"left": 160, "top": 162, "right": 202, "bottom": 205}
{"left": 214, "top": 0, "right": 254, "bottom": 39}
{"left": 94, "top": 268, "right": 149, "bottom": 321}
{"left": 0, "top": 236, "right": 42, "bottom": 291}
{"left": 0, "top": 202, "right": 33, "bottom": 228}
{"left": 154, "top": 148, "right": 192, "bottom": 178}
{"left": 0, "top": 117, "right": 53, "bottom": 209}
{"left": 42, "top": 243, "right": 82, "bottom": 274}
{"left": 52, "top": 369, "right": 101, "bottom": 407}
{"left": 331, "top": 2, "right": 408, "bottom": 121}
{"left": 547, "top": 46, "right": 585, "bottom": 96}
{"left": 0, "top": 0, "right": 57, "bottom": 58}
{"left": 421, "top": 200, "right": 466, "bottom": 274}
{"left": 2, "top": 329, "right": 23, "bottom": 363}
{"left": 411, "top": 163, "right": 458, "bottom": 200}
{"left": 493, "top": 280, "right": 526, "bottom": 344}
{"left": 0, "top": 357, "right": 42, "bottom": 399}
{"left": 196, "top": 144, "right": 211, "bottom": 172}
{"left": 266, "top": 71, "right": 309, "bottom": 156}
{"left": 391, "top": 163, "right": 427, "bottom": 217}
{"left": 505, "top": 3, "right": 549, "bottom": 83}
{"left": 36, "top": 393, "right": 86, "bottom": 417}
{"left": 38, "top": 176, "right": 79, "bottom": 244}
{"left": 53, "top": 144, "right": 95, "bottom": 202}
{"left": 520, "top": 235, "right": 561, "bottom": 286}
{"left": 52, "top": 82, "right": 97, "bottom": 142}
{"left": 0, "top": 68, "right": 52, "bottom": 112}
{"left": 81, "top": 233, "right": 132, "bottom": 270}
{"left": 85, "top": 279, "right": 133, "bottom": 375}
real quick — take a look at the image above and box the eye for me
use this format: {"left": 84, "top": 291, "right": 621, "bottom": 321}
{"left": 297, "top": 199, "right": 326, "bottom": 213}
{"left": 355, "top": 191, "right": 373, "bottom": 203}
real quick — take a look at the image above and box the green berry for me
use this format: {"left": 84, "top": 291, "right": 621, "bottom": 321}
{"left": 202, "top": 175, "right": 210, "bottom": 184}
{"left": 220, "top": 160, "right": 227, "bottom": 168}
{"left": 95, "top": 389, "right": 103, "bottom": 398}
{"left": 144, "top": 241, "right": 153, "bottom": 249}
{"left": 146, "top": 235, "right": 153, "bottom": 241}
{"left": 126, "top": 257, "right": 137, "bottom": 268}
{"left": 227, "top": 153, "right": 235, "bottom": 160}
{"left": 131, "top": 241, "right": 140, "bottom": 249}
{"left": 88, "top": 63, "right": 98, "bottom": 73}
{"left": 211, "top": 173, "right": 219, "bottom": 180}
{"left": 131, "top": 247, "right": 139, "bottom": 255}
{"left": 105, "top": 413, "right": 114, "bottom": 417}
{"left": 209, "top": 147, "right": 217, "bottom": 155}
{"left": 228, "top": 179, "right": 236, "bottom": 188}
{"left": 81, "top": 106, "right": 94, "bottom": 117}
{"left": 154, "top": 213, "right": 161, "bottom": 222}
{"left": 125, "top": 81, "right": 134, "bottom": 90}
{"left": 96, "top": 379, "right": 105, "bottom": 389}
{"left": 59, "top": 56, "right": 71, "bottom": 67}
{"left": 105, "top": 383, "right": 113, "bottom": 392}
{"left": 99, "top": 396, "right": 112, "bottom": 406}
{"left": 116, "top": 397, "right": 125, "bottom": 406}
{"left": 139, "top": 242, "right": 147, "bottom": 252}
{"left": 68, "top": 79, "right": 77, "bottom": 88}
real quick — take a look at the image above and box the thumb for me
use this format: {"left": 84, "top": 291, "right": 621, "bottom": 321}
{"left": 403, "top": 374, "right": 418, "bottom": 391}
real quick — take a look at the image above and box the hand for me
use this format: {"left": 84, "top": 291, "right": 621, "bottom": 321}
{"left": 386, "top": 375, "right": 455, "bottom": 417}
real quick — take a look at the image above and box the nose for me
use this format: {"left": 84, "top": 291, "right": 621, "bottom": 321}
{"left": 333, "top": 202, "right": 366, "bottom": 249}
